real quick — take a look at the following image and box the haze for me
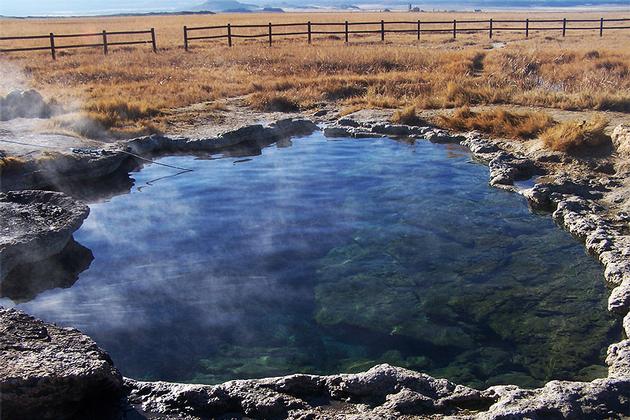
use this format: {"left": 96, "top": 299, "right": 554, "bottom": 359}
{"left": 2, "top": 0, "right": 628, "bottom": 17}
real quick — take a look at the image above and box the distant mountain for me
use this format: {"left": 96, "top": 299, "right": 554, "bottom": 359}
{"left": 2, "top": 0, "right": 628, "bottom": 18}
{"left": 193, "top": 0, "right": 259, "bottom": 12}
{"left": 193, "top": 0, "right": 630, "bottom": 13}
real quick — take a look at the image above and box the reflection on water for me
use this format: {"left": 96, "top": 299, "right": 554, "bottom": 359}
{"left": 1, "top": 239, "right": 93, "bottom": 303}
{"left": 9, "top": 133, "right": 619, "bottom": 389}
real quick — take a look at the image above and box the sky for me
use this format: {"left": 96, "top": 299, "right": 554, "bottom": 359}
{"left": 0, "top": 1, "right": 192, "bottom": 16}
{"left": 1, "top": 0, "right": 628, "bottom": 16}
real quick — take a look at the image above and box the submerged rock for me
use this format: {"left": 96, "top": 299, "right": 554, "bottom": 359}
{"left": 0, "top": 190, "right": 89, "bottom": 282}
{"left": 0, "top": 307, "right": 123, "bottom": 420}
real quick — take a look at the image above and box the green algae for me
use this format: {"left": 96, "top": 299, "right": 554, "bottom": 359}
{"left": 313, "top": 229, "right": 618, "bottom": 388}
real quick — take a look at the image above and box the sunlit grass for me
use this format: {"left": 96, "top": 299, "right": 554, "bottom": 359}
{"left": 436, "top": 107, "right": 555, "bottom": 139}
{"left": 540, "top": 115, "right": 610, "bottom": 153}
{"left": 0, "top": 11, "right": 628, "bottom": 137}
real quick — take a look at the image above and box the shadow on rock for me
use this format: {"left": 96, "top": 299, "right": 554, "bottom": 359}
{"left": 46, "top": 156, "right": 139, "bottom": 203}
{"left": 1, "top": 238, "right": 94, "bottom": 303}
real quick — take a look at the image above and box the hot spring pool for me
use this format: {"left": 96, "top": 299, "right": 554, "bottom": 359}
{"left": 8, "top": 132, "right": 619, "bottom": 389}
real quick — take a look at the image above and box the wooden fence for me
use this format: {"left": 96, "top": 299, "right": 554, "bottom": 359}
{"left": 1, "top": 17, "right": 628, "bottom": 59}
{"left": 183, "top": 17, "right": 630, "bottom": 49}
{"left": 0, "top": 28, "right": 157, "bottom": 59}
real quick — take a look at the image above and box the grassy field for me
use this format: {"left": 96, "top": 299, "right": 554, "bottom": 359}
{"left": 1, "top": 11, "right": 629, "bottom": 138}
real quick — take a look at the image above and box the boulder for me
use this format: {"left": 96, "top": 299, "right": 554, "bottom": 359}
{"left": 0, "top": 90, "right": 53, "bottom": 121}
{"left": 126, "top": 362, "right": 630, "bottom": 419}
{"left": 0, "top": 190, "right": 89, "bottom": 281}
{"left": 483, "top": 378, "right": 630, "bottom": 419}
{"left": 611, "top": 124, "right": 630, "bottom": 157}
{"left": 323, "top": 125, "right": 353, "bottom": 138}
{"left": 126, "top": 364, "right": 493, "bottom": 418}
{"left": 0, "top": 308, "right": 123, "bottom": 420}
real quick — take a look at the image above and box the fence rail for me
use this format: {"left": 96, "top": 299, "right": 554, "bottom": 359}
{"left": 1, "top": 17, "right": 629, "bottom": 59}
{"left": 0, "top": 28, "right": 157, "bottom": 59}
{"left": 184, "top": 17, "right": 630, "bottom": 49}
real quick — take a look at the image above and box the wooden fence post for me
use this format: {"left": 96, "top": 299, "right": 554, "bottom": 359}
{"left": 600, "top": 18, "right": 604, "bottom": 37}
{"left": 102, "top": 30, "right": 108, "bottom": 55}
{"left": 150, "top": 28, "right": 157, "bottom": 52}
{"left": 417, "top": 20, "right": 420, "bottom": 40}
{"left": 453, "top": 19, "right": 457, "bottom": 38}
{"left": 227, "top": 24, "right": 232, "bottom": 47}
{"left": 525, "top": 18, "right": 529, "bottom": 38}
{"left": 49, "top": 33, "right": 56, "bottom": 60}
{"left": 268, "top": 22, "right": 272, "bottom": 46}
{"left": 562, "top": 18, "right": 566, "bottom": 37}
{"left": 307, "top": 21, "right": 312, "bottom": 44}
{"left": 381, "top": 20, "right": 385, "bottom": 41}
{"left": 489, "top": 19, "right": 493, "bottom": 39}
{"left": 184, "top": 26, "right": 188, "bottom": 51}
{"left": 345, "top": 21, "right": 349, "bottom": 43}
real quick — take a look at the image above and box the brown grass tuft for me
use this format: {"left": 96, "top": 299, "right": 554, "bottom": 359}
{"left": 85, "top": 99, "right": 160, "bottom": 128}
{"left": 391, "top": 106, "right": 426, "bottom": 126}
{"left": 436, "top": 107, "right": 555, "bottom": 139}
{"left": 0, "top": 156, "right": 27, "bottom": 171}
{"left": 540, "top": 115, "right": 610, "bottom": 153}
{"left": 46, "top": 111, "right": 161, "bottom": 139}
{"left": 246, "top": 93, "right": 300, "bottom": 112}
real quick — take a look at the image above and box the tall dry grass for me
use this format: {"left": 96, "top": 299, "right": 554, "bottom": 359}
{"left": 0, "top": 11, "right": 628, "bottom": 136}
{"left": 391, "top": 106, "right": 426, "bottom": 126}
{"left": 436, "top": 107, "right": 555, "bottom": 139}
{"left": 540, "top": 115, "right": 611, "bottom": 152}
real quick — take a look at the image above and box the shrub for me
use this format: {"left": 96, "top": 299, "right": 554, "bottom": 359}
{"left": 436, "top": 107, "right": 554, "bottom": 139}
{"left": 391, "top": 106, "right": 426, "bottom": 126}
{"left": 540, "top": 115, "right": 610, "bottom": 153}
{"left": 322, "top": 84, "right": 365, "bottom": 101}
{"left": 595, "top": 96, "right": 630, "bottom": 113}
{"left": 46, "top": 112, "right": 161, "bottom": 139}
{"left": 584, "top": 50, "right": 600, "bottom": 60}
{"left": 444, "top": 82, "right": 508, "bottom": 107}
{"left": 85, "top": 99, "right": 160, "bottom": 128}
{"left": 246, "top": 93, "right": 300, "bottom": 112}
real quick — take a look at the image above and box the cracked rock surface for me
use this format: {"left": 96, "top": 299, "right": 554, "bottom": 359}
{"left": 0, "top": 307, "right": 123, "bottom": 420}
{"left": 0, "top": 190, "right": 89, "bottom": 281}
{"left": 125, "top": 363, "right": 629, "bottom": 419}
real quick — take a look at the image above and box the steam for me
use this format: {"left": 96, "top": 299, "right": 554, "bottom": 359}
{"left": 0, "top": 60, "right": 29, "bottom": 95}
{"left": 14, "top": 143, "right": 317, "bottom": 338}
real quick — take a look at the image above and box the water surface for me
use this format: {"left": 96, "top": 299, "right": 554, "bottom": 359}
{"left": 10, "top": 133, "right": 618, "bottom": 389}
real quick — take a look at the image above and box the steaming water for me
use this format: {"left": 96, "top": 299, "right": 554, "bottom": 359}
{"left": 13, "top": 133, "right": 618, "bottom": 389}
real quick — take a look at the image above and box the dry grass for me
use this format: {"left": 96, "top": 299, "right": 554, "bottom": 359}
{"left": 0, "top": 156, "right": 27, "bottom": 170}
{"left": 391, "top": 106, "right": 426, "bottom": 126}
{"left": 435, "top": 107, "right": 555, "bottom": 139}
{"left": 246, "top": 93, "right": 300, "bottom": 112}
{"left": 0, "top": 11, "right": 628, "bottom": 137}
{"left": 540, "top": 115, "right": 610, "bottom": 153}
